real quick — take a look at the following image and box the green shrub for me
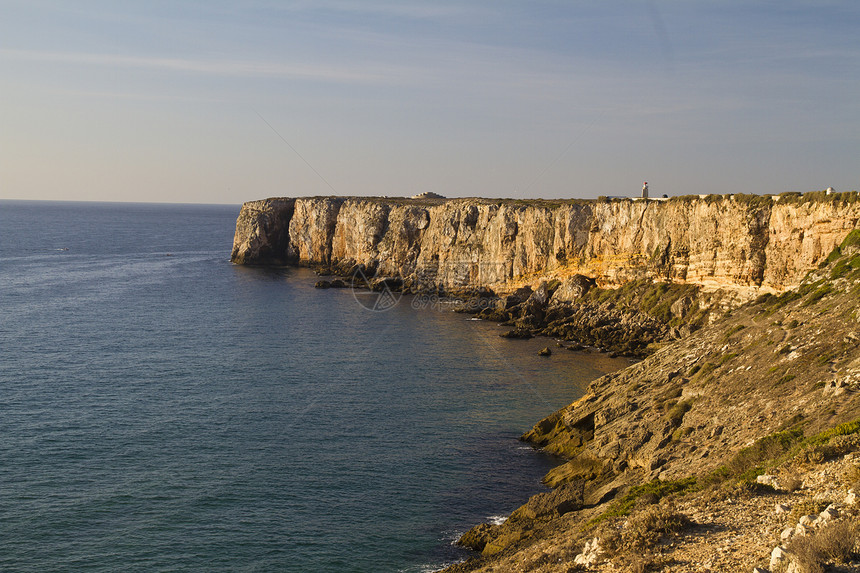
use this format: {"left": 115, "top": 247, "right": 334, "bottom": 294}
{"left": 789, "top": 499, "right": 831, "bottom": 522}
{"left": 665, "top": 400, "right": 693, "bottom": 426}
{"left": 725, "top": 429, "right": 804, "bottom": 480}
{"left": 671, "top": 426, "right": 694, "bottom": 441}
{"left": 592, "top": 477, "right": 698, "bottom": 524}
{"left": 840, "top": 228, "right": 860, "bottom": 250}
{"left": 718, "top": 352, "right": 738, "bottom": 366}
{"left": 805, "top": 418, "right": 860, "bottom": 448}
{"left": 776, "top": 374, "right": 796, "bottom": 385}
{"left": 722, "top": 324, "right": 746, "bottom": 341}
{"left": 803, "top": 284, "right": 833, "bottom": 307}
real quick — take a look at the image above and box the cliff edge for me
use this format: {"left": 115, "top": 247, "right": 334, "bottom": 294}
{"left": 232, "top": 194, "right": 860, "bottom": 300}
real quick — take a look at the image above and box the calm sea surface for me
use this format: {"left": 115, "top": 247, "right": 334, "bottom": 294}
{"left": 0, "top": 200, "right": 627, "bottom": 572}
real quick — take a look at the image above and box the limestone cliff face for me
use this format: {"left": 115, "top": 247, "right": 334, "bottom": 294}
{"left": 231, "top": 195, "right": 860, "bottom": 296}
{"left": 230, "top": 198, "right": 295, "bottom": 265}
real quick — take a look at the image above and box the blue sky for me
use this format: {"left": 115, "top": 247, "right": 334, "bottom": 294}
{"left": 1, "top": 1, "right": 858, "bottom": 204}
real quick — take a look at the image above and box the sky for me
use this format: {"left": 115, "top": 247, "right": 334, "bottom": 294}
{"left": 1, "top": 1, "right": 858, "bottom": 204}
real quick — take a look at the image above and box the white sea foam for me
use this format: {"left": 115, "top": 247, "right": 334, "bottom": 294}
{"left": 488, "top": 515, "right": 508, "bottom": 525}
{"left": 399, "top": 559, "right": 465, "bottom": 573}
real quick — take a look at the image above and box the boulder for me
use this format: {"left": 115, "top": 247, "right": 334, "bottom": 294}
{"left": 500, "top": 327, "right": 533, "bottom": 339}
{"left": 671, "top": 295, "right": 694, "bottom": 319}
{"left": 527, "top": 281, "right": 551, "bottom": 306}
{"left": 457, "top": 522, "right": 497, "bottom": 553}
{"left": 573, "top": 537, "right": 604, "bottom": 568}
{"left": 371, "top": 277, "right": 403, "bottom": 292}
{"left": 314, "top": 280, "right": 332, "bottom": 289}
{"left": 770, "top": 546, "right": 789, "bottom": 570}
{"left": 552, "top": 274, "right": 595, "bottom": 303}
{"left": 538, "top": 347, "right": 552, "bottom": 357}
{"left": 511, "top": 481, "right": 584, "bottom": 520}
{"left": 817, "top": 506, "right": 839, "bottom": 523}
{"left": 479, "top": 307, "right": 511, "bottom": 322}
{"left": 757, "top": 474, "right": 779, "bottom": 488}
{"left": 504, "top": 286, "right": 533, "bottom": 309}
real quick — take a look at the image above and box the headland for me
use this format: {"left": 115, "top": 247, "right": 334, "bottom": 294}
{"left": 232, "top": 193, "right": 860, "bottom": 571}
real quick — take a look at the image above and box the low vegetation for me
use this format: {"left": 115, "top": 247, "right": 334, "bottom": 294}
{"left": 782, "top": 520, "right": 860, "bottom": 573}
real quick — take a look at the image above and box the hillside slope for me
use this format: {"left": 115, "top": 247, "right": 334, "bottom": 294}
{"left": 447, "top": 231, "right": 860, "bottom": 572}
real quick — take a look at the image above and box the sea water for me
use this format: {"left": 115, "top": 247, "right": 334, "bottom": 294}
{"left": 0, "top": 201, "right": 627, "bottom": 572}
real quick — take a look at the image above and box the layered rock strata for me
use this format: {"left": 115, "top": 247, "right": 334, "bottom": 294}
{"left": 232, "top": 194, "right": 860, "bottom": 298}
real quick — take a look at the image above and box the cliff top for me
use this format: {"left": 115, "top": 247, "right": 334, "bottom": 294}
{"left": 249, "top": 190, "right": 860, "bottom": 208}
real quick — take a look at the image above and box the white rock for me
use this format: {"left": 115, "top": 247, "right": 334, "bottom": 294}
{"left": 799, "top": 514, "right": 816, "bottom": 526}
{"left": 775, "top": 503, "right": 790, "bottom": 514}
{"left": 770, "top": 546, "right": 789, "bottom": 570}
{"left": 819, "top": 507, "right": 839, "bottom": 521}
{"left": 573, "top": 537, "right": 603, "bottom": 567}
{"left": 795, "top": 523, "right": 809, "bottom": 536}
{"left": 845, "top": 491, "right": 857, "bottom": 505}
{"left": 757, "top": 474, "right": 779, "bottom": 488}
{"left": 780, "top": 527, "right": 794, "bottom": 541}
{"left": 753, "top": 568, "right": 770, "bottom": 573}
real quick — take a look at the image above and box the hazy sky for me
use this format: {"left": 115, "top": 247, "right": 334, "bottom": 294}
{"left": 1, "top": 1, "right": 858, "bottom": 204}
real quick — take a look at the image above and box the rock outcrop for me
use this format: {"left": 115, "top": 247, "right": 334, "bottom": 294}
{"left": 231, "top": 194, "right": 860, "bottom": 298}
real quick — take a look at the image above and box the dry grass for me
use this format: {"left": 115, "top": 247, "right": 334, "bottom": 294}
{"left": 782, "top": 474, "right": 803, "bottom": 493}
{"left": 597, "top": 501, "right": 690, "bottom": 558}
{"left": 789, "top": 499, "right": 831, "bottom": 522}
{"left": 782, "top": 520, "right": 860, "bottom": 573}
{"left": 844, "top": 464, "right": 860, "bottom": 491}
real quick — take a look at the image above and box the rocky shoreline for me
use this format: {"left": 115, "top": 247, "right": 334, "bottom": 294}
{"left": 230, "top": 193, "right": 860, "bottom": 571}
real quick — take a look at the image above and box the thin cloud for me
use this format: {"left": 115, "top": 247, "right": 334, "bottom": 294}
{"left": 0, "top": 48, "right": 386, "bottom": 83}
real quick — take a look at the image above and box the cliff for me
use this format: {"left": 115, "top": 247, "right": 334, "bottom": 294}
{"left": 231, "top": 194, "right": 860, "bottom": 299}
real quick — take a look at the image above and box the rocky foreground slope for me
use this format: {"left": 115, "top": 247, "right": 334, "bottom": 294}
{"left": 447, "top": 229, "right": 860, "bottom": 573}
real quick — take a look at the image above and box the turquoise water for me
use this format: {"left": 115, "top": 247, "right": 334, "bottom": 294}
{"left": 0, "top": 201, "right": 626, "bottom": 572}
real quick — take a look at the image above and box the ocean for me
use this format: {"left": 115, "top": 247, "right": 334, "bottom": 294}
{"left": 0, "top": 200, "right": 626, "bottom": 572}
